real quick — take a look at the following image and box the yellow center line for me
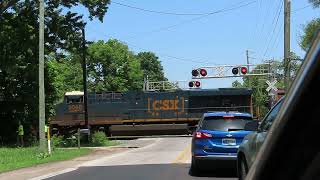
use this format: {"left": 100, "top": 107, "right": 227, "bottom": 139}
{"left": 172, "top": 145, "right": 191, "bottom": 164}
{"left": 181, "top": 146, "right": 191, "bottom": 163}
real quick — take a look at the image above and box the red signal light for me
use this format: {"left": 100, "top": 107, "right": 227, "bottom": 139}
{"left": 192, "top": 69, "right": 199, "bottom": 77}
{"left": 241, "top": 67, "right": 248, "bottom": 74}
{"left": 195, "top": 81, "right": 201, "bottom": 87}
{"left": 200, "top": 69, "right": 207, "bottom": 76}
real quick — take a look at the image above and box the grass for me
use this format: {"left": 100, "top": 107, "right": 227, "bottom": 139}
{"left": 79, "top": 140, "right": 120, "bottom": 147}
{"left": 104, "top": 140, "right": 120, "bottom": 147}
{"left": 0, "top": 147, "right": 91, "bottom": 173}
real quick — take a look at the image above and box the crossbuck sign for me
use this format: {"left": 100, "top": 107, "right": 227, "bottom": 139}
{"left": 266, "top": 80, "right": 278, "bottom": 92}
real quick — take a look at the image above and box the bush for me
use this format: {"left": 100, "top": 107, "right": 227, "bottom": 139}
{"left": 52, "top": 135, "right": 64, "bottom": 148}
{"left": 91, "top": 131, "right": 107, "bottom": 146}
{"left": 64, "top": 136, "right": 77, "bottom": 147}
{"left": 36, "top": 152, "right": 51, "bottom": 159}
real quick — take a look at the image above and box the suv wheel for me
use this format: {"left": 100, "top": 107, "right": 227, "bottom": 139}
{"left": 239, "top": 157, "right": 248, "bottom": 180}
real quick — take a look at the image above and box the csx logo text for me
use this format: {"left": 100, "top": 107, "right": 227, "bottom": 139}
{"left": 147, "top": 97, "right": 185, "bottom": 115}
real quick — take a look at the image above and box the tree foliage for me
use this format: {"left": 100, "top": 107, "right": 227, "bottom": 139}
{"left": 300, "top": 18, "right": 320, "bottom": 51}
{"left": 0, "top": 0, "right": 110, "bottom": 143}
{"left": 300, "top": 1, "right": 320, "bottom": 51}
{"left": 48, "top": 40, "right": 168, "bottom": 96}
{"left": 47, "top": 55, "right": 83, "bottom": 100}
{"left": 86, "top": 40, "right": 144, "bottom": 92}
{"left": 309, "top": 0, "right": 320, "bottom": 8}
{"left": 0, "top": 0, "right": 172, "bottom": 144}
{"left": 136, "top": 52, "right": 167, "bottom": 82}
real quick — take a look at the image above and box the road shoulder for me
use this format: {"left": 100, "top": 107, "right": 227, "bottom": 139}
{"left": 0, "top": 138, "right": 158, "bottom": 180}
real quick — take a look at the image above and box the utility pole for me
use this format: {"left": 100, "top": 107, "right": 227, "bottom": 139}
{"left": 284, "top": 0, "right": 291, "bottom": 93}
{"left": 82, "top": 28, "right": 89, "bottom": 130}
{"left": 38, "top": 0, "right": 46, "bottom": 151}
{"left": 268, "top": 59, "right": 274, "bottom": 107}
{"left": 246, "top": 50, "right": 251, "bottom": 87}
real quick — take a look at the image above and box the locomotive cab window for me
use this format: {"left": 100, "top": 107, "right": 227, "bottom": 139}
{"left": 66, "top": 96, "right": 83, "bottom": 104}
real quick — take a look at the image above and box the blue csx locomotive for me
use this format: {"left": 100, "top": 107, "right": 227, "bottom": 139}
{"left": 50, "top": 88, "right": 253, "bottom": 136}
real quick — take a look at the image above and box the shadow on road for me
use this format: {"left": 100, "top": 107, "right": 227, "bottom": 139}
{"left": 188, "top": 166, "right": 237, "bottom": 178}
{"left": 47, "top": 163, "right": 237, "bottom": 180}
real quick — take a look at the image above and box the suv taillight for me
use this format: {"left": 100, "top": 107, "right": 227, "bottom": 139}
{"left": 194, "top": 132, "right": 212, "bottom": 139}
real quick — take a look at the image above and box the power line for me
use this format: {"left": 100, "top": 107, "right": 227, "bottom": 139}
{"left": 259, "top": 3, "right": 308, "bottom": 59}
{"left": 249, "top": 0, "right": 263, "bottom": 47}
{"left": 88, "top": 1, "right": 257, "bottom": 65}
{"left": 270, "top": 0, "right": 283, "bottom": 30}
{"left": 268, "top": 20, "right": 283, "bottom": 58}
{"left": 112, "top": 1, "right": 222, "bottom": 16}
{"left": 256, "top": 0, "right": 272, "bottom": 42}
{"left": 121, "top": 40, "right": 214, "bottom": 64}
{"left": 123, "top": 0, "right": 257, "bottom": 39}
{"left": 255, "top": 0, "right": 278, "bottom": 47}
{"left": 292, "top": 4, "right": 312, "bottom": 13}
{"left": 262, "top": 0, "right": 283, "bottom": 58}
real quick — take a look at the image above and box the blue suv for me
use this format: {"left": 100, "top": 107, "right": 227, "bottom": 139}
{"left": 190, "top": 111, "right": 254, "bottom": 174}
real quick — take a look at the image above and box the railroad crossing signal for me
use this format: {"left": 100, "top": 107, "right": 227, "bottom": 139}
{"left": 191, "top": 64, "right": 272, "bottom": 79}
{"left": 231, "top": 67, "right": 248, "bottom": 75}
{"left": 192, "top": 69, "right": 207, "bottom": 77}
{"left": 144, "top": 80, "right": 202, "bottom": 91}
{"left": 188, "top": 81, "right": 201, "bottom": 88}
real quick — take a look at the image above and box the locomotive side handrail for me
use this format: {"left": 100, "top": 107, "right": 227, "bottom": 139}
{"left": 87, "top": 92, "right": 125, "bottom": 103}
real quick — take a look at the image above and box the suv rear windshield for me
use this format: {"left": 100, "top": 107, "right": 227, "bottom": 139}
{"left": 201, "top": 116, "right": 253, "bottom": 131}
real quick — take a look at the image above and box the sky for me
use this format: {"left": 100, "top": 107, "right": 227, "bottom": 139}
{"left": 75, "top": 0, "right": 319, "bottom": 89}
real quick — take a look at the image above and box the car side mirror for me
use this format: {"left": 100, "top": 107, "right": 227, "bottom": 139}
{"left": 244, "top": 121, "right": 259, "bottom": 131}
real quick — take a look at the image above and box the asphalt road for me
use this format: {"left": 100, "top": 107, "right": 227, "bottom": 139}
{"left": 47, "top": 137, "right": 237, "bottom": 180}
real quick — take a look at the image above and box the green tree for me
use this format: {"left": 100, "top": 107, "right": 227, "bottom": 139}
{"left": 0, "top": 0, "right": 110, "bottom": 143}
{"left": 300, "top": 18, "right": 320, "bottom": 51}
{"left": 300, "top": 1, "right": 320, "bottom": 51}
{"left": 309, "top": 0, "right": 320, "bottom": 8}
{"left": 47, "top": 55, "right": 83, "bottom": 101}
{"left": 232, "top": 80, "right": 243, "bottom": 88}
{"left": 86, "top": 40, "right": 144, "bottom": 92}
{"left": 136, "top": 52, "right": 167, "bottom": 81}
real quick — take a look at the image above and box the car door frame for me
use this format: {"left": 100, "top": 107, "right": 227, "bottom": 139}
{"left": 247, "top": 99, "right": 283, "bottom": 166}
{"left": 246, "top": 31, "right": 320, "bottom": 180}
{"left": 255, "top": 99, "right": 283, "bottom": 156}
